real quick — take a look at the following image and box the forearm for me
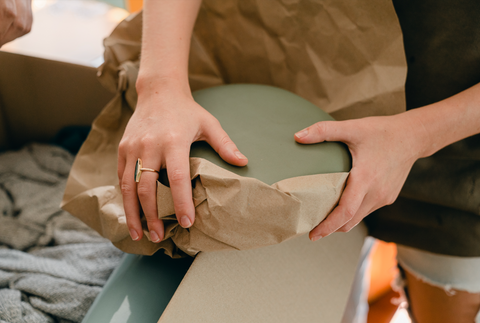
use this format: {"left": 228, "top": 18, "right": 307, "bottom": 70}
{"left": 136, "top": 0, "right": 201, "bottom": 96}
{"left": 401, "top": 82, "right": 480, "bottom": 159}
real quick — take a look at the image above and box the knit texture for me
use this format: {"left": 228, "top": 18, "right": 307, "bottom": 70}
{"left": 0, "top": 144, "right": 123, "bottom": 323}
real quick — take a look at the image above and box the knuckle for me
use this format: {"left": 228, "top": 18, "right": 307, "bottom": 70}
{"left": 136, "top": 183, "right": 152, "bottom": 199}
{"left": 320, "top": 221, "right": 337, "bottom": 235}
{"left": 121, "top": 183, "right": 134, "bottom": 195}
{"left": 24, "top": 20, "right": 32, "bottom": 34}
{"left": 3, "top": 7, "right": 16, "bottom": 19}
{"left": 343, "top": 207, "right": 356, "bottom": 221}
{"left": 339, "top": 221, "right": 357, "bottom": 233}
{"left": 118, "top": 140, "right": 130, "bottom": 154}
{"left": 13, "top": 21, "right": 25, "bottom": 32}
{"left": 313, "top": 121, "right": 328, "bottom": 134}
{"left": 139, "top": 134, "right": 155, "bottom": 148}
{"left": 168, "top": 169, "right": 188, "bottom": 183}
{"left": 163, "top": 131, "right": 183, "bottom": 146}
{"left": 220, "top": 134, "right": 232, "bottom": 147}
{"left": 143, "top": 211, "right": 158, "bottom": 221}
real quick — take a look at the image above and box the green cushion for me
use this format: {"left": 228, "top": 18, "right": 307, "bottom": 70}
{"left": 190, "top": 84, "right": 351, "bottom": 184}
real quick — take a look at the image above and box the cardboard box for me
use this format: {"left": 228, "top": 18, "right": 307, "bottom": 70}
{"left": 0, "top": 51, "right": 113, "bottom": 150}
{"left": 0, "top": 51, "right": 367, "bottom": 322}
{"left": 0, "top": 0, "right": 126, "bottom": 150}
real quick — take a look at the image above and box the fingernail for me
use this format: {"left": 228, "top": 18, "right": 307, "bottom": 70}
{"left": 129, "top": 229, "right": 139, "bottom": 241}
{"left": 234, "top": 151, "right": 247, "bottom": 160}
{"left": 311, "top": 234, "right": 322, "bottom": 242}
{"left": 150, "top": 230, "right": 160, "bottom": 243}
{"left": 180, "top": 216, "right": 192, "bottom": 228}
{"left": 295, "top": 129, "right": 308, "bottom": 139}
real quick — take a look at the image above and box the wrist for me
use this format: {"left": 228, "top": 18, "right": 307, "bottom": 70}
{"left": 398, "top": 107, "right": 443, "bottom": 159}
{"left": 136, "top": 73, "right": 192, "bottom": 99}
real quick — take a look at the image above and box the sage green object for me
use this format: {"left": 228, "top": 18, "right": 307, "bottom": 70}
{"left": 82, "top": 84, "right": 350, "bottom": 323}
{"left": 190, "top": 84, "right": 351, "bottom": 185}
{"left": 81, "top": 252, "right": 193, "bottom": 323}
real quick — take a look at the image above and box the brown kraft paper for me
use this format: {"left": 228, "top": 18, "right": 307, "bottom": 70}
{"left": 61, "top": 0, "right": 406, "bottom": 257}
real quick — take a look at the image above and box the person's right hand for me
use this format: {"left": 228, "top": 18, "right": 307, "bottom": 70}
{"left": 0, "top": 0, "right": 32, "bottom": 48}
{"left": 118, "top": 82, "right": 248, "bottom": 243}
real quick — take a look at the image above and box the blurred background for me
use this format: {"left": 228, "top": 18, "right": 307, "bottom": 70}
{"left": 1, "top": 0, "right": 143, "bottom": 66}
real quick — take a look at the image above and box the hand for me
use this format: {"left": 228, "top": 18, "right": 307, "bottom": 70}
{"left": 118, "top": 83, "right": 248, "bottom": 243}
{"left": 295, "top": 113, "right": 427, "bottom": 241}
{"left": 0, "top": 0, "right": 32, "bottom": 48}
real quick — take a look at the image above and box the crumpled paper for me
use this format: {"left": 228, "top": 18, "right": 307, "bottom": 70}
{"left": 62, "top": 0, "right": 406, "bottom": 257}
{"left": 97, "top": 0, "right": 407, "bottom": 121}
{"left": 63, "top": 156, "right": 347, "bottom": 257}
{"left": 157, "top": 159, "right": 348, "bottom": 256}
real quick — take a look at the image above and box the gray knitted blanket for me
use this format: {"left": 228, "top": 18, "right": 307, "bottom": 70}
{"left": 0, "top": 144, "right": 123, "bottom": 323}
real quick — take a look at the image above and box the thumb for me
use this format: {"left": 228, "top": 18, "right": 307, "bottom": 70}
{"left": 204, "top": 120, "right": 248, "bottom": 167}
{"left": 294, "top": 120, "right": 350, "bottom": 144}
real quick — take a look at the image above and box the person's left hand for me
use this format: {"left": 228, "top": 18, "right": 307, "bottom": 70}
{"left": 0, "top": 0, "right": 32, "bottom": 48}
{"left": 294, "top": 113, "right": 428, "bottom": 241}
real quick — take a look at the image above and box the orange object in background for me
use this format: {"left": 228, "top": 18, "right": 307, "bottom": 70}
{"left": 127, "top": 0, "right": 143, "bottom": 12}
{"left": 367, "top": 241, "right": 401, "bottom": 323}
{"left": 369, "top": 241, "right": 398, "bottom": 303}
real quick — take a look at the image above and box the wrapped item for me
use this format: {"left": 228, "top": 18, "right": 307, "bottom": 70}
{"left": 62, "top": 83, "right": 351, "bottom": 257}
{"left": 62, "top": 0, "right": 407, "bottom": 257}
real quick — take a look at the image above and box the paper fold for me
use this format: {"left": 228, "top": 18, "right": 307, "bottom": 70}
{"left": 62, "top": 155, "right": 348, "bottom": 257}
{"left": 157, "top": 158, "right": 349, "bottom": 256}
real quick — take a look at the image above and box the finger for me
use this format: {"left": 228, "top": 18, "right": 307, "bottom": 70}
{"left": 204, "top": 120, "right": 248, "bottom": 167}
{"left": 335, "top": 211, "right": 367, "bottom": 234}
{"left": 335, "top": 189, "right": 391, "bottom": 233}
{"left": 166, "top": 148, "right": 195, "bottom": 228}
{"left": 0, "top": 21, "right": 13, "bottom": 44}
{"left": 20, "top": 0, "right": 33, "bottom": 36}
{"left": 335, "top": 195, "right": 374, "bottom": 233}
{"left": 121, "top": 159, "right": 143, "bottom": 241}
{"left": 1, "top": 26, "right": 22, "bottom": 45}
{"left": 309, "top": 175, "right": 366, "bottom": 241}
{"left": 294, "top": 120, "right": 352, "bottom": 145}
{"left": 117, "top": 143, "right": 128, "bottom": 181}
{"left": 0, "top": 1, "right": 16, "bottom": 44}
{"left": 1, "top": 0, "right": 32, "bottom": 45}
{"left": 1, "top": 19, "right": 28, "bottom": 45}
{"left": 0, "top": 0, "right": 16, "bottom": 33}
{"left": 137, "top": 161, "right": 164, "bottom": 243}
